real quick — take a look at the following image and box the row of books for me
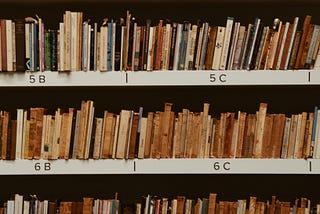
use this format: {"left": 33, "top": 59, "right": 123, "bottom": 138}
{"left": 0, "top": 11, "right": 320, "bottom": 72}
{"left": 0, "top": 101, "right": 320, "bottom": 160}
{"left": 0, "top": 193, "right": 319, "bottom": 214}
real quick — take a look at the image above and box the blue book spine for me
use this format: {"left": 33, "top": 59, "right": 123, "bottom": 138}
{"left": 107, "top": 22, "right": 113, "bottom": 71}
{"left": 311, "top": 106, "right": 318, "bottom": 157}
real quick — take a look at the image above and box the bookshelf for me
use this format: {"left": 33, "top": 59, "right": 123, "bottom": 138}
{"left": 1, "top": 0, "right": 320, "bottom": 212}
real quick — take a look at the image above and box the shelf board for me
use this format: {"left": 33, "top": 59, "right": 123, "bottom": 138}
{"left": 0, "top": 70, "right": 318, "bottom": 87}
{"left": 0, "top": 159, "right": 314, "bottom": 175}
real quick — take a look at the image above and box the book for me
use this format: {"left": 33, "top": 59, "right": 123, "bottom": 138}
{"left": 211, "top": 26, "right": 225, "bottom": 70}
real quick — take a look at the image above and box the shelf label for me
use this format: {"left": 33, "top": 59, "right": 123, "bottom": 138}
{"left": 209, "top": 73, "right": 227, "bottom": 83}
{"left": 213, "top": 161, "right": 231, "bottom": 171}
{"left": 34, "top": 162, "right": 52, "bottom": 172}
{"left": 27, "top": 74, "right": 46, "bottom": 84}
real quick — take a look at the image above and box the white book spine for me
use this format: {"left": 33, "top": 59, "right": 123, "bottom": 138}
{"left": 220, "top": 17, "right": 234, "bottom": 70}
{"left": 15, "top": 109, "right": 24, "bottom": 159}
{"left": 212, "top": 26, "right": 225, "bottom": 70}
{"left": 173, "top": 23, "right": 182, "bottom": 70}
{"left": 276, "top": 22, "right": 290, "bottom": 69}
{"left": 147, "top": 27, "right": 154, "bottom": 71}
{"left": 6, "top": 19, "right": 13, "bottom": 71}
{"left": 138, "top": 117, "right": 147, "bottom": 158}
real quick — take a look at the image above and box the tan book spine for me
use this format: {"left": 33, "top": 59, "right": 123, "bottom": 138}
{"left": 220, "top": 17, "right": 234, "bottom": 70}
{"left": 266, "top": 20, "right": 282, "bottom": 69}
{"left": 253, "top": 103, "right": 267, "bottom": 158}
{"left": 173, "top": 112, "right": 183, "bottom": 158}
{"left": 92, "top": 117, "right": 103, "bottom": 159}
{"left": 230, "top": 119, "right": 239, "bottom": 158}
{"left": 180, "top": 109, "right": 189, "bottom": 157}
{"left": 58, "top": 113, "right": 69, "bottom": 159}
{"left": 160, "top": 103, "right": 172, "bottom": 158}
{"left": 236, "top": 111, "right": 246, "bottom": 158}
{"left": 111, "top": 115, "right": 120, "bottom": 159}
{"left": 116, "top": 110, "right": 132, "bottom": 159}
{"left": 23, "top": 119, "right": 30, "bottom": 159}
{"left": 101, "top": 112, "right": 114, "bottom": 158}
{"left": 191, "top": 112, "right": 201, "bottom": 158}
{"left": 137, "top": 117, "right": 147, "bottom": 158}
{"left": 212, "top": 118, "right": 220, "bottom": 158}
{"left": 176, "top": 196, "right": 185, "bottom": 214}
{"left": 144, "top": 112, "right": 154, "bottom": 158}
{"left": 185, "top": 112, "right": 194, "bottom": 158}
{"left": 212, "top": 26, "right": 225, "bottom": 70}
{"left": 217, "top": 113, "right": 226, "bottom": 158}
{"left": 304, "top": 112, "right": 314, "bottom": 158}
{"left": 77, "top": 101, "right": 87, "bottom": 159}
{"left": 242, "top": 114, "right": 256, "bottom": 158}
{"left": 287, "top": 114, "right": 298, "bottom": 158}
{"left": 261, "top": 114, "right": 273, "bottom": 158}
{"left": 248, "top": 197, "right": 256, "bottom": 214}
{"left": 1, "top": 112, "right": 9, "bottom": 160}
{"left": 208, "top": 193, "right": 217, "bottom": 214}
{"left": 167, "top": 111, "right": 175, "bottom": 158}
{"left": 52, "top": 108, "right": 62, "bottom": 160}
{"left": 223, "top": 112, "right": 235, "bottom": 158}
{"left": 83, "top": 197, "right": 94, "bottom": 214}
{"left": 295, "top": 112, "right": 307, "bottom": 158}
{"left": 204, "top": 115, "right": 213, "bottom": 158}
{"left": 199, "top": 103, "right": 209, "bottom": 158}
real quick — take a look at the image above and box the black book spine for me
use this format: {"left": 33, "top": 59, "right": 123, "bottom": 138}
{"left": 169, "top": 22, "right": 178, "bottom": 70}
{"left": 50, "top": 30, "right": 58, "bottom": 71}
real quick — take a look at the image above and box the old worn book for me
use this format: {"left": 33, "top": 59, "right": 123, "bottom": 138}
{"left": 212, "top": 26, "right": 225, "bottom": 70}
{"left": 294, "top": 15, "right": 312, "bottom": 69}
{"left": 270, "top": 114, "right": 286, "bottom": 158}
{"left": 159, "top": 103, "right": 173, "bottom": 158}
{"left": 223, "top": 112, "right": 235, "bottom": 158}
{"left": 204, "top": 26, "right": 217, "bottom": 70}
{"left": 294, "top": 112, "right": 307, "bottom": 158}
{"left": 191, "top": 112, "right": 201, "bottom": 158}
{"left": 173, "top": 112, "right": 183, "bottom": 158}
{"left": 236, "top": 111, "right": 247, "bottom": 158}
{"left": 232, "top": 25, "right": 246, "bottom": 70}
{"left": 265, "top": 19, "right": 282, "bottom": 69}
{"left": 258, "top": 27, "right": 272, "bottom": 70}
{"left": 185, "top": 111, "right": 194, "bottom": 158}
{"left": 227, "top": 22, "right": 240, "bottom": 70}
{"left": 128, "top": 112, "right": 140, "bottom": 159}
{"left": 304, "top": 112, "right": 314, "bottom": 158}
{"left": 101, "top": 112, "right": 116, "bottom": 159}
{"left": 116, "top": 109, "right": 132, "bottom": 159}
{"left": 241, "top": 113, "right": 256, "bottom": 158}
{"left": 253, "top": 103, "right": 267, "bottom": 158}
{"left": 272, "top": 21, "right": 289, "bottom": 70}
{"left": 151, "top": 111, "right": 162, "bottom": 158}
{"left": 300, "top": 24, "right": 315, "bottom": 69}
{"left": 199, "top": 103, "right": 210, "bottom": 158}
{"left": 280, "top": 117, "right": 291, "bottom": 158}
{"left": 279, "top": 22, "right": 295, "bottom": 69}
{"left": 1, "top": 111, "right": 9, "bottom": 160}
{"left": 261, "top": 114, "right": 273, "bottom": 158}
{"left": 143, "top": 112, "right": 154, "bottom": 158}
{"left": 287, "top": 30, "right": 302, "bottom": 70}
{"left": 208, "top": 193, "right": 217, "bottom": 214}
{"left": 287, "top": 114, "right": 298, "bottom": 158}
{"left": 220, "top": 17, "right": 234, "bottom": 70}
{"left": 83, "top": 197, "right": 93, "bottom": 214}
{"left": 92, "top": 117, "right": 103, "bottom": 159}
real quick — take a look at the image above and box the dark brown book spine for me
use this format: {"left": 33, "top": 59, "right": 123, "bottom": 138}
{"left": 0, "top": 19, "right": 7, "bottom": 71}
{"left": 204, "top": 26, "right": 217, "bottom": 70}
{"left": 294, "top": 15, "right": 312, "bottom": 69}
{"left": 14, "top": 19, "right": 26, "bottom": 72}
{"left": 128, "top": 112, "right": 139, "bottom": 159}
{"left": 288, "top": 31, "right": 302, "bottom": 69}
